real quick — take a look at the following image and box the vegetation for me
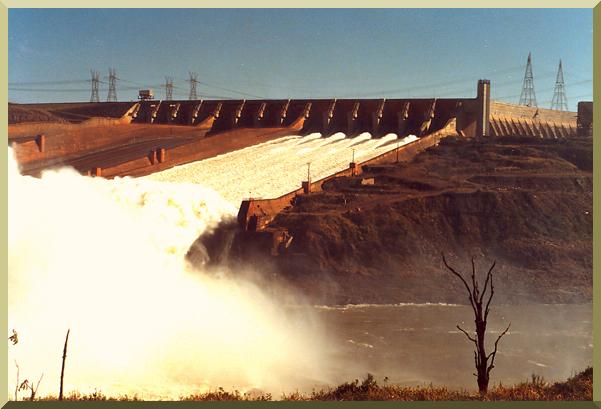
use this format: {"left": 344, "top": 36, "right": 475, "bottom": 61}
{"left": 31, "top": 369, "right": 592, "bottom": 401}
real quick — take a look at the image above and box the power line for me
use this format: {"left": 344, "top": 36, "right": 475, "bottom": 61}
{"left": 550, "top": 59, "right": 568, "bottom": 111}
{"left": 198, "top": 81, "right": 264, "bottom": 99}
{"left": 9, "top": 79, "right": 92, "bottom": 86}
{"left": 9, "top": 63, "right": 591, "bottom": 103}
{"left": 494, "top": 79, "right": 591, "bottom": 102}
{"left": 9, "top": 88, "right": 101, "bottom": 92}
{"left": 165, "top": 76, "right": 174, "bottom": 100}
{"left": 326, "top": 65, "right": 527, "bottom": 98}
{"left": 90, "top": 69, "right": 100, "bottom": 103}
{"left": 107, "top": 68, "right": 118, "bottom": 102}
{"left": 186, "top": 72, "right": 200, "bottom": 100}
{"left": 519, "top": 52, "right": 537, "bottom": 107}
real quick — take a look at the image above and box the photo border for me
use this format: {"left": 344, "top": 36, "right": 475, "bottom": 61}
{"left": 1, "top": 2, "right": 599, "bottom": 407}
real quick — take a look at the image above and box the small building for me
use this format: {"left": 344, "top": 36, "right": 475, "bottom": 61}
{"left": 138, "top": 89, "right": 154, "bottom": 100}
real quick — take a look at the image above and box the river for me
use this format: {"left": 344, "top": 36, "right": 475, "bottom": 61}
{"left": 311, "top": 303, "right": 592, "bottom": 390}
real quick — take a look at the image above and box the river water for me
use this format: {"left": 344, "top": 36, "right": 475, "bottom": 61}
{"left": 311, "top": 303, "right": 592, "bottom": 390}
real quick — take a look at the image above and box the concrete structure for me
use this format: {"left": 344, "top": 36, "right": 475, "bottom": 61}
{"left": 489, "top": 101, "right": 579, "bottom": 138}
{"left": 8, "top": 81, "right": 491, "bottom": 178}
{"left": 8, "top": 80, "right": 591, "bottom": 182}
{"left": 577, "top": 102, "right": 593, "bottom": 137}
{"left": 477, "top": 79, "right": 491, "bottom": 137}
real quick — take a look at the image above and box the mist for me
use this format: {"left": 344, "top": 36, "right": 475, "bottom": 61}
{"left": 7, "top": 148, "right": 335, "bottom": 399}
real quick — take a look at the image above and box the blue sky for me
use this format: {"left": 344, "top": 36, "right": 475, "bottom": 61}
{"left": 8, "top": 8, "right": 593, "bottom": 110}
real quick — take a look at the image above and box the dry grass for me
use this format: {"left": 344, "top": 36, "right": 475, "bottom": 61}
{"left": 37, "top": 390, "right": 141, "bottom": 401}
{"left": 295, "top": 368, "right": 592, "bottom": 401}
{"left": 181, "top": 387, "right": 272, "bottom": 401}
{"left": 32, "top": 367, "right": 591, "bottom": 401}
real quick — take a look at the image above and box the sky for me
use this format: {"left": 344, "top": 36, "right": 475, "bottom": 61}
{"left": 8, "top": 8, "right": 593, "bottom": 110}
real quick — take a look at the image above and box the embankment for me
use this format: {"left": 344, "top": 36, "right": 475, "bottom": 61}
{"left": 235, "top": 136, "right": 592, "bottom": 305}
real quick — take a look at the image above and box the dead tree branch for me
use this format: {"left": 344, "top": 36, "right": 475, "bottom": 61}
{"left": 442, "top": 254, "right": 475, "bottom": 310}
{"left": 456, "top": 325, "right": 477, "bottom": 344}
{"left": 487, "top": 323, "right": 511, "bottom": 374}
{"left": 59, "top": 329, "right": 70, "bottom": 401}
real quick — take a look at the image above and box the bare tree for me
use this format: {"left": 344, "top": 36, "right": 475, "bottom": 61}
{"left": 442, "top": 254, "right": 510, "bottom": 395}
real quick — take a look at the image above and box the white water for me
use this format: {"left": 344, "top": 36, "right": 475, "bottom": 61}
{"left": 7, "top": 148, "right": 332, "bottom": 400}
{"left": 147, "top": 133, "right": 418, "bottom": 204}
{"left": 8, "top": 133, "right": 418, "bottom": 400}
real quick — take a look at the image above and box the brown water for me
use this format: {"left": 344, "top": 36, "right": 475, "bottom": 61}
{"left": 312, "top": 303, "right": 592, "bottom": 390}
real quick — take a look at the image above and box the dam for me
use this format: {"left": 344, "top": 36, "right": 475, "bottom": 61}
{"left": 8, "top": 79, "right": 589, "bottom": 230}
{"left": 9, "top": 80, "right": 494, "bottom": 177}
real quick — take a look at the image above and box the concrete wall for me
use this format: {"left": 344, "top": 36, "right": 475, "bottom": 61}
{"left": 490, "top": 114, "right": 577, "bottom": 138}
{"left": 490, "top": 101, "right": 577, "bottom": 123}
{"left": 8, "top": 122, "right": 208, "bottom": 167}
{"left": 488, "top": 101, "right": 581, "bottom": 138}
{"left": 10, "top": 102, "right": 138, "bottom": 124}
{"left": 18, "top": 126, "right": 301, "bottom": 179}
{"left": 115, "top": 83, "right": 487, "bottom": 138}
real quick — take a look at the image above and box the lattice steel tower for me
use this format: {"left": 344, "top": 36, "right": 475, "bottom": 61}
{"left": 187, "top": 71, "right": 199, "bottom": 100}
{"left": 519, "top": 52, "right": 537, "bottom": 107}
{"left": 551, "top": 60, "right": 568, "bottom": 111}
{"left": 165, "top": 76, "right": 174, "bottom": 100}
{"left": 107, "top": 68, "right": 118, "bottom": 102}
{"left": 90, "top": 69, "right": 100, "bottom": 103}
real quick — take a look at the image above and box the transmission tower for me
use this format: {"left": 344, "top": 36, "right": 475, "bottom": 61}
{"left": 90, "top": 69, "right": 100, "bottom": 103}
{"left": 187, "top": 71, "right": 199, "bottom": 100}
{"left": 519, "top": 52, "right": 537, "bottom": 107}
{"left": 165, "top": 76, "right": 174, "bottom": 100}
{"left": 107, "top": 68, "right": 118, "bottom": 102}
{"left": 551, "top": 60, "right": 568, "bottom": 111}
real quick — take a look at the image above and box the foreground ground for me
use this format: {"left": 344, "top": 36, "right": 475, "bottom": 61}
{"left": 35, "top": 367, "right": 592, "bottom": 401}
{"left": 252, "top": 136, "right": 592, "bottom": 305}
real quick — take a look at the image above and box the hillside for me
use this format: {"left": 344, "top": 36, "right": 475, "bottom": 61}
{"left": 263, "top": 136, "right": 592, "bottom": 304}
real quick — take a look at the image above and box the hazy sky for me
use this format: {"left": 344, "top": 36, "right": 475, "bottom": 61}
{"left": 8, "top": 8, "right": 593, "bottom": 109}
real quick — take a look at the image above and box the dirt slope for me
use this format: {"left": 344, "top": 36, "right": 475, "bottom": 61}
{"left": 264, "top": 136, "right": 592, "bottom": 305}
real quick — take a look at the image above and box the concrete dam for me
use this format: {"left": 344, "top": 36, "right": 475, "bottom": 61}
{"left": 8, "top": 79, "right": 589, "bottom": 242}
{"left": 9, "top": 80, "right": 495, "bottom": 176}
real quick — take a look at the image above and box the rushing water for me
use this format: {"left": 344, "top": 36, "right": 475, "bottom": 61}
{"left": 312, "top": 303, "right": 592, "bottom": 389}
{"left": 147, "top": 133, "right": 417, "bottom": 204}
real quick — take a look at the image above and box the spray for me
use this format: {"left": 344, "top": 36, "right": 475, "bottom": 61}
{"left": 7, "top": 148, "right": 333, "bottom": 399}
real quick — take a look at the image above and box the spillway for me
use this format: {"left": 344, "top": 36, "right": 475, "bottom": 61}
{"left": 146, "top": 133, "right": 417, "bottom": 205}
